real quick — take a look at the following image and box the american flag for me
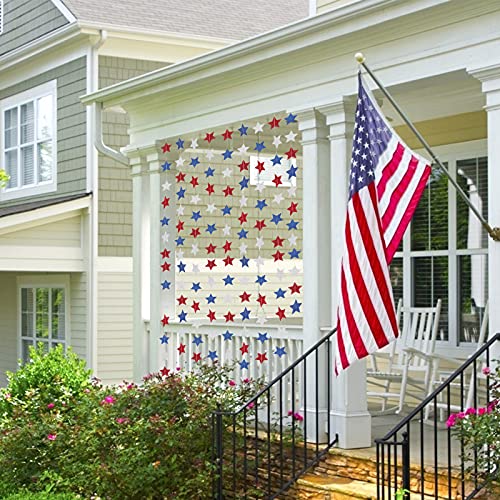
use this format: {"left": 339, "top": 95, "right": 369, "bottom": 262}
{"left": 334, "top": 75, "right": 431, "bottom": 373}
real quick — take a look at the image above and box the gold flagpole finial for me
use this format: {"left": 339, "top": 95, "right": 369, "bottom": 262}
{"left": 355, "top": 52, "right": 365, "bottom": 64}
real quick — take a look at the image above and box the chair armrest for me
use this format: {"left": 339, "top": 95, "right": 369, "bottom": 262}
{"left": 403, "top": 347, "right": 437, "bottom": 363}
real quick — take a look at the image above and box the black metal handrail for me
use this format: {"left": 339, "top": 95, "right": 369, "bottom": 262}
{"left": 212, "top": 328, "right": 338, "bottom": 499}
{"left": 376, "top": 332, "right": 500, "bottom": 500}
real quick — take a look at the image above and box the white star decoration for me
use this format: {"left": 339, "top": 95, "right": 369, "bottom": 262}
{"left": 285, "top": 130, "right": 297, "bottom": 142}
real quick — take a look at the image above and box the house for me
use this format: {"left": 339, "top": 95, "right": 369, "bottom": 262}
{"left": 0, "top": 0, "right": 308, "bottom": 386}
{"left": 82, "top": 0, "right": 500, "bottom": 453}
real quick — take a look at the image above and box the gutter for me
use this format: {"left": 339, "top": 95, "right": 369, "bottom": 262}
{"left": 93, "top": 101, "right": 128, "bottom": 165}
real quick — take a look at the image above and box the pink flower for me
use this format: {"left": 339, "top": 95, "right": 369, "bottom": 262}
{"left": 47, "top": 403, "right": 55, "bottom": 409}
{"left": 116, "top": 417, "right": 130, "bottom": 424}
{"left": 457, "top": 412, "right": 466, "bottom": 419}
{"left": 465, "top": 408, "right": 476, "bottom": 416}
{"left": 243, "top": 378, "right": 250, "bottom": 384}
{"left": 101, "top": 395, "right": 115, "bottom": 405}
{"left": 247, "top": 402, "right": 255, "bottom": 409}
{"left": 287, "top": 410, "right": 293, "bottom": 416}
{"left": 482, "top": 367, "right": 491, "bottom": 376}
{"left": 446, "top": 414, "right": 457, "bottom": 428}
{"left": 126, "top": 383, "right": 135, "bottom": 390}
{"left": 176, "top": 366, "right": 182, "bottom": 371}
{"left": 228, "top": 380, "right": 236, "bottom": 387}
{"left": 293, "top": 412, "right": 304, "bottom": 422}
{"left": 478, "top": 407, "right": 487, "bottom": 416}
{"left": 84, "top": 388, "right": 90, "bottom": 393}
{"left": 47, "top": 434, "right": 57, "bottom": 441}
{"left": 4, "top": 393, "right": 11, "bottom": 400}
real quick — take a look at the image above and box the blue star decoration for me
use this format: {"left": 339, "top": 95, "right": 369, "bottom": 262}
{"left": 289, "top": 248, "right": 301, "bottom": 259}
{"left": 238, "top": 124, "right": 248, "bottom": 136}
{"left": 205, "top": 166, "right": 215, "bottom": 177}
{"left": 206, "top": 294, "right": 216, "bottom": 304}
{"left": 160, "top": 335, "right": 169, "bottom": 345}
{"left": 274, "top": 346, "right": 287, "bottom": 357}
{"left": 275, "top": 288, "right": 286, "bottom": 299}
{"left": 223, "top": 275, "right": 235, "bottom": 286}
{"left": 256, "top": 199, "right": 268, "bottom": 210}
{"left": 178, "top": 310, "right": 187, "bottom": 322}
{"left": 240, "top": 256, "right": 250, "bottom": 267}
{"left": 193, "top": 335, "right": 203, "bottom": 346}
{"left": 271, "top": 213, "right": 283, "bottom": 225}
{"left": 176, "top": 138, "right": 185, "bottom": 149}
{"left": 257, "top": 332, "right": 269, "bottom": 343}
{"left": 177, "top": 261, "right": 186, "bottom": 272}
{"left": 285, "top": 113, "right": 297, "bottom": 124}
{"left": 255, "top": 275, "right": 267, "bottom": 286}
{"left": 190, "top": 156, "right": 200, "bottom": 167}
{"left": 287, "top": 165, "right": 298, "bottom": 179}
{"left": 287, "top": 220, "right": 299, "bottom": 230}
{"left": 175, "top": 236, "right": 185, "bottom": 246}
{"left": 223, "top": 330, "right": 234, "bottom": 341}
{"left": 207, "top": 350, "right": 218, "bottom": 361}
{"left": 255, "top": 141, "right": 266, "bottom": 152}
{"left": 160, "top": 217, "right": 170, "bottom": 226}
{"left": 191, "top": 210, "right": 202, "bottom": 222}
{"left": 191, "top": 282, "right": 202, "bottom": 292}
{"left": 240, "top": 307, "right": 251, "bottom": 321}
{"left": 222, "top": 149, "right": 233, "bottom": 160}
{"left": 271, "top": 154, "right": 282, "bottom": 166}
{"left": 206, "top": 223, "right": 217, "bottom": 234}
{"left": 162, "top": 161, "right": 171, "bottom": 171}
{"left": 239, "top": 177, "right": 249, "bottom": 190}
{"left": 290, "top": 300, "right": 302, "bottom": 314}
{"left": 238, "top": 228, "right": 248, "bottom": 239}
{"left": 161, "top": 280, "right": 171, "bottom": 290}
{"left": 221, "top": 205, "right": 232, "bottom": 216}
{"left": 176, "top": 187, "right": 186, "bottom": 200}
{"left": 239, "top": 359, "right": 249, "bottom": 370}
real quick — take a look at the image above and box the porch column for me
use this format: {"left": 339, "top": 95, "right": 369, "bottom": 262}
{"left": 320, "top": 98, "right": 372, "bottom": 449}
{"left": 470, "top": 65, "right": 500, "bottom": 351}
{"left": 298, "top": 109, "right": 331, "bottom": 442}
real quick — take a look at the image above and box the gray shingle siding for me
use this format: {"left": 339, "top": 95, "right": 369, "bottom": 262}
{"left": 0, "top": 56, "right": 87, "bottom": 208}
{"left": 0, "top": 0, "right": 69, "bottom": 57}
{"left": 98, "top": 56, "right": 166, "bottom": 257}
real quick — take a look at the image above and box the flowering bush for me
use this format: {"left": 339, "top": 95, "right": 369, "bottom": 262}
{"left": 448, "top": 365, "right": 500, "bottom": 488}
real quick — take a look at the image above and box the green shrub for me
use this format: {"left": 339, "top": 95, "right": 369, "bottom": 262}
{"left": 2, "top": 492, "right": 79, "bottom": 500}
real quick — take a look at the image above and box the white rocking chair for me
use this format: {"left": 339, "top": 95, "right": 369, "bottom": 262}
{"left": 367, "top": 299, "right": 442, "bottom": 415}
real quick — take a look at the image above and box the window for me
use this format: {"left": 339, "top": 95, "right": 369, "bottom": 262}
{"left": 18, "top": 281, "right": 68, "bottom": 363}
{"left": 1, "top": 81, "right": 57, "bottom": 200}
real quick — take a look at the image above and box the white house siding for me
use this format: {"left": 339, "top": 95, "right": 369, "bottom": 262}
{"left": 96, "top": 267, "right": 134, "bottom": 384}
{"left": 70, "top": 272, "right": 87, "bottom": 360}
{"left": 0, "top": 273, "right": 19, "bottom": 386}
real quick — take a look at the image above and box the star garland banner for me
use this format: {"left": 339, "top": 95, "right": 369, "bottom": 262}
{"left": 159, "top": 114, "right": 303, "bottom": 367}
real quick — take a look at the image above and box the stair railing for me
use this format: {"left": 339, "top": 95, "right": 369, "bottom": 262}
{"left": 212, "top": 328, "right": 338, "bottom": 499}
{"left": 376, "top": 332, "right": 500, "bottom": 500}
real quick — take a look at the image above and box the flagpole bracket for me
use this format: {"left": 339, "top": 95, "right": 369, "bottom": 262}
{"left": 490, "top": 227, "right": 500, "bottom": 242}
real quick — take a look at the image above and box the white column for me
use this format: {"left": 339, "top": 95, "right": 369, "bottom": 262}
{"left": 320, "top": 98, "right": 372, "bottom": 449}
{"left": 298, "top": 109, "right": 331, "bottom": 443}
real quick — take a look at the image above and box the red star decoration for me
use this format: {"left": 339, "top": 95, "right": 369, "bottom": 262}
{"left": 272, "top": 175, "right": 282, "bottom": 187}
{"left": 192, "top": 352, "right": 201, "bottom": 363}
{"left": 176, "top": 220, "right": 184, "bottom": 232}
{"left": 240, "top": 343, "right": 249, "bottom": 355}
{"left": 239, "top": 160, "right": 250, "bottom": 171}
{"left": 175, "top": 172, "right": 186, "bottom": 183}
{"left": 276, "top": 308, "right": 286, "bottom": 320}
{"left": 161, "top": 142, "right": 171, "bottom": 153}
{"left": 161, "top": 315, "right": 169, "bottom": 326}
{"left": 256, "top": 352, "right": 268, "bottom": 363}
{"left": 222, "top": 240, "right": 232, "bottom": 253}
{"left": 255, "top": 219, "right": 266, "bottom": 231}
{"left": 238, "top": 212, "right": 248, "bottom": 224}
{"left": 289, "top": 282, "right": 302, "bottom": 294}
{"left": 161, "top": 197, "right": 170, "bottom": 208}
{"left": 204, "top": 132, "right": 215, "bottom": 143}
{"left": 268, "top": 117, "right": 281, "bottom": 129}
{"left": 272, "top": 251, "right": 284, "bottom": 262}
{"left": 224, "top": 311, "right": 235, "bottom": 322}
{"left": 177, "top": 295, "right": 187, "bottom": 305}
{"left": 239, "top": 291, "right": 251, "bottom": 302}
{"left": 255, "top": 161, "right": 266, "bottom": 174}
{"left": 287, "top": 202, "right": 298, "bottom": 215}
{"left": 207, "top": 310, "right": 216, "bottom": 322}
{"left": 191, "top": 227, "right": 201, "bottom": 238}
{"left": 272, "top": 236, "right": 284, "bottom": 247}
{"left": 223, "top": 186, "right": 234, "bottom": 197}
{"left": 256, "top": 294, "right": 267, "bottom": 307}
{"left": 191, "top": 301, "right": 200, "bottom": 313}
{"left": 160, "top": 366, "right": 170, "bottom": 377}
{"left": 222, "top": 129, "right": 233, "bottom": 140}
{"left": 190, "top": 176, "right": 199, "bottom": 188}
{"left": 161, "top": 262, "right": 171, "bottom": 272}
{"left": 206, "top": 259, "right": 217, "bottom": 270}
{"left": 206, "top": 183, "right": 215, "bottom": 195}
{"left": 223, "top": 256, "right": 234, "bottom": 266}
{"left": 177, "top": 343, "right": 186, "bottom": 354}
{"left": 285, "top": 147, "right": 298, "bottom": 159}
{"left": 161, "top": 249, "right": 171, "bottom": 259}
{"left": 206, "top": 243, "right": 217, "bottom": 254}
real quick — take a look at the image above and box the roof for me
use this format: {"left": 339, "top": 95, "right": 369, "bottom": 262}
{"left": 61, "top": 0, "right": 309, "bottom": 40}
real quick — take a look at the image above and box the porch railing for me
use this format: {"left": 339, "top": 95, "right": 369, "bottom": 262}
{"left": 212, "top": 328, "right": 338, "bottom": 499}
{"left": 376, "top": 332, "right": 500, "bottom": 500}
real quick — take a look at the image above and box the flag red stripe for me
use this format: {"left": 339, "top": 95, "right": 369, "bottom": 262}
{"left": 376, "top": 142, "right": 405, "bottom": 200}
{"left": 335, "top": 321, "right": 349, "bottom": 371}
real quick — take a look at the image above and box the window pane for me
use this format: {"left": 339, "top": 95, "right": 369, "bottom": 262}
{"left": 456, "top": 157, "right": 488, "bottom": 250}
{"left": 4, "top": 108, "right": 18, "bottom": 148}
{"left": 51, "top": 288, "right": 65, "bottom": 340}
{"left": 390, "top": 257, "right": 403, "bottom": 308}
{"left": 5, "top": 150, "right": 18, "bottom": 189}
{"left": 21, "top": 288, "right": 34, "bottom": 338}
{"left": 412, "top": 256, "right": 448, "bottom": 340}
{"left": 411, "top": 168, "right": 448, "bottom": 251}
{"left": 22, "top": 340, "right": 33, "bottom": 364}
{"left": 20, "top": 102, "right": 34, "bottom": 144}
{"left": 21, "top": 145, "right": 34, "bottom": 186}
{"left": 36, "top": 288, "right": 49, "bottom": 339}
{"left": 37, "top": 95, "right": 53, "bottom": 140}
{"left": 37, "top": 141, "right": 53, "bottom": 182}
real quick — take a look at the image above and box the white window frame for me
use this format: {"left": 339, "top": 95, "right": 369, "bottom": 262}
{"left": 17, "top": 275, "right": 70, "bottom": 362}
{"left": 396, "top": 139, "right": 488, "bottom": 358}
{"left": 0, "top": 0, "right": 4, "bottom": 35}
{"left": 0, "top": 80, "right": 57, "bottom": 201}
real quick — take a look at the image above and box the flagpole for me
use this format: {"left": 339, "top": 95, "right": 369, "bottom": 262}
{"left": 354, "top": 52, "right": 500, "bottom": 242}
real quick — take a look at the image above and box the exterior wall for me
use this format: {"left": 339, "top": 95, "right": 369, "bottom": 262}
{"left": 70, "top": 271, "right": 87, "bottom": 360}
{"left": 97, "top": 56, "right": 166, "bottom": 257}
{"left": 0, "top": 0, "right": 69, "bottom": 57}
{"left": 96, "top": 267, "right": 134, "bottom": 384}
{"left": 0, "top": 273, "right": 18, "bottom": 386}
{"left": 0, "top": 57, "right": 87, "bottom": 207}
